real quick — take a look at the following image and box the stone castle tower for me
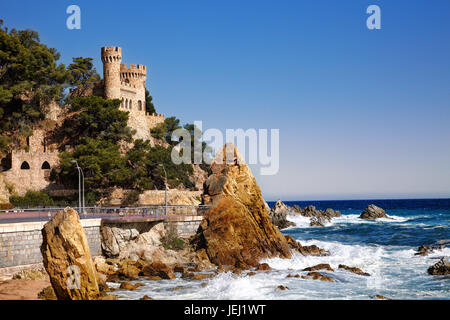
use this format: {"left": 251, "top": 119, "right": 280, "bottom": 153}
{"left": 101, "top": 46, "right": 164, "bottom": 141}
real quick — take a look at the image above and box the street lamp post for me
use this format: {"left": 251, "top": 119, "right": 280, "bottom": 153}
{"left": 71, "top": 160, "right": 85, "bottom": 216}
{"left": 158, "top": 164, "right": 168, "bottom": 215}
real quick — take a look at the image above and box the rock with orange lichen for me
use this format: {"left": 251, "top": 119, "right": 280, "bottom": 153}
{"left": 40, "top": 207, "right": 100, "bottom": 300}
{"left": 192, "top": 143, "right": 291, "bottom": 269}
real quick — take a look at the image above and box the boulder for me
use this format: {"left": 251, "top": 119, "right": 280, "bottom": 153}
{"left": 141, "top": 262, "right": 176, "bottom": 279}
{"left": 37, "top": 286, "right": 57, "bottom": 300}
{"left": 117, "top": 260, "right": 140, "bottom": 280}
{"left": 193, "top": 143, "right": 292, "bottom": 269}
{"left": 40, "top": 207, "right": 100, "bottom": 300}
{"left": 427, "top": 258, "right": 450, "bottom": 275}
{"left": 359, "top": 204, "right": 389, "bottom": 219}
{"left": 256, "top": 263, "right": 272, "bottom": 271}
{"left": 119, "top": 281, "right": 144, "bottom": 291}
{"left": 269, "top": 200, "right": 295, "bottom": 229}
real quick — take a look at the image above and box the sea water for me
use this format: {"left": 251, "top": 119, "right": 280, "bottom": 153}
{"left": 112, "top": 199, "right": 450, "bottom": 300}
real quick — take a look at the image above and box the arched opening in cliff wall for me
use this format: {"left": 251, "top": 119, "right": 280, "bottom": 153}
{"left": 20, "top": 161, "right": 30, "bottom": 170}
{"left": 1, "top": 154, "right": 12, "bottom": 171}
{"left": 41, "top": 161, "right": 51, "bottom": 170}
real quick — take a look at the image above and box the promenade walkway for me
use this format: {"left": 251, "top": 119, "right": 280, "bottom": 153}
{"left": 0, "top": 205, "right": 210, "bottom": 224}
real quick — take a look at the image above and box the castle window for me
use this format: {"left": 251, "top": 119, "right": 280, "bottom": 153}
{"left": 41, "top": 161, "right": 50, "bottom": 170}
{"left": 20, "top": 161, "right": 30, "bottom": 170}
{"left": 138, "top": 100, "right": 142, "bottom": 110}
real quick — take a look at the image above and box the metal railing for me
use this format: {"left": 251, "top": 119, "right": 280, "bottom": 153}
{"left": 0, "top": 205, "right": 211, "bottom": 223}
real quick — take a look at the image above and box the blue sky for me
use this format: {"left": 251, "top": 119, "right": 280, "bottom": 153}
{"left": 2, "top": 0, "right": 450, "bottom": 200}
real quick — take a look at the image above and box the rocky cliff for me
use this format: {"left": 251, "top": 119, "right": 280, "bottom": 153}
{"left": 193, "top": 143, "right": 292, "bottom": 269}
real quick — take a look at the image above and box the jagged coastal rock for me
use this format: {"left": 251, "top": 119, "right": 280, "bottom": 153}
{"left": 40, "top": 207, "right": 100, "bottom": 300}
{"left": 359, "top": 204, "right": 389, "bottom": 219}
{"left": 193, "top": 143, "right": 292, "bottom": 269}
{"left": 427, "top": 258, "right": 450, "bottom": 275}
{"left": 269, "top": 200, "right": 295, "bottom": 229}
{"left": 270, "top": 200, "right": 341, "bottom": 228}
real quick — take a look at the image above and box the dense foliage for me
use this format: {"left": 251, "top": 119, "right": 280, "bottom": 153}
{"left": 0, "top": 20, "right": 69, "bottom": 154}
{"left": 145, "top": 88, "right": 156, "bottom": 114}
{"left": 53, "top": 96, "right": 194, "bottom": 191}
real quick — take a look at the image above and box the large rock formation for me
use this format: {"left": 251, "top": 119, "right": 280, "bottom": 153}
{"left": 359, "top": 204, "right": 389, "bottom": 219}
{"left": 269, "top": 200, "right": 295, "bottom": 229}
{"left": 193, "top": 143, "right": 292, "bottom": 269}
{"left": 40, "top": 207, "right": 100, "bottom": 300}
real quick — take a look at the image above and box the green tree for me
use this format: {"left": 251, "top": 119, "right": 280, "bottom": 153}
{"left": 56, "top": 137, "right": 129, "bottom": 189}
{"left": 61, "top": 96, "right": 134, "bottom": 145}
{"left": 150, "top": 116, "right": 181, "bottom": 144}
{"left": 145, "top": 88, "right": 156, "bottom": 114}
{"left": 125, "top": 140, "right": 194, "bottom": 190}
{"left": 0, "top": 20, "right": 69, "bottom": 154}
{"left": 67, "top": 57, "right": 100, "bottom": 91}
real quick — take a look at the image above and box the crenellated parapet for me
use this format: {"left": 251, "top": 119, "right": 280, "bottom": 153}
{"left": 101, "top": 46, "right": 164, "bottom": 141}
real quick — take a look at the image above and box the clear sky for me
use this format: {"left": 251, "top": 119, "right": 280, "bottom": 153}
{"left": 2, "top": 0, "right": 450, "bottom": 200}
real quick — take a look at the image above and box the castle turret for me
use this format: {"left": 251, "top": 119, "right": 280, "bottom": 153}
{"left": 101, "top": 46, "right": 122, "bottom": 99}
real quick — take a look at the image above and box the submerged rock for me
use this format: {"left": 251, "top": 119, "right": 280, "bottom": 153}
{"left": 338, "top": 264, "right": 370, "bottom": 276}
{"left": 303, "top": 264, "right": 334, "bottom": 272}
{"left": 303, "top": 272, "right": 335, "bottom": 282}
{"left": 277, "top": 285, "right": 289, "bottom": 290}
{"left": 193, "top": 143, "right": 292, "bottom": 269}
{"left": 415, "top": 244, "right": 446, "bottom": 256}
{"left": 285, "top": 235, "right": 329, "bottom": 256}
{"left": 40, "top": 207, "right": 100, "bottom": 300}
{"left": 359, "top": 204, "right": 389, "bottom": 219}
{"left": 373, "top": 294, "right": 392, "bottom": 300}
{"left": 427, "top": 258, "right": 450, "bottom": 275}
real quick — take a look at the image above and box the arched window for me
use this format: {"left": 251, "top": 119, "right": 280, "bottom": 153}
{"left": 41, "top": 161, "right": 50, "bottom": 170}
{"left": 121, "top": 98, "right": 124, "bottom": 108}
{"left": 129, "top": 100, "right": 132, "bottom": 109}
{"left": 20, "top": 161, "right": 30, "bottom": 170}
{"left": 125, "top": 99, "right": 128, "bottom": 108}
{"left": 138, "top": 100, "right": 142, "bottom": 111}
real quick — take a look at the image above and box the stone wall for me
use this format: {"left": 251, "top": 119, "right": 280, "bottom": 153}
{"left": 163, "top": 217, "right": 202, "bottom": 238}
{"left": 1, "top": 129, "right": 60, "bottom": 196}
{"left": 0, "top": 219, "right": 102, "bottom": 269}
{"left": 0, "top": 215, "right": 204, "bottom": 270}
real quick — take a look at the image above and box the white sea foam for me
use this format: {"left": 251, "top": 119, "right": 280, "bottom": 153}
{"left": 112, "top": 238, "right": 449, "bottom": 300}
{"left": 286, "top": 213, "right": 413, "bottom": 229}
